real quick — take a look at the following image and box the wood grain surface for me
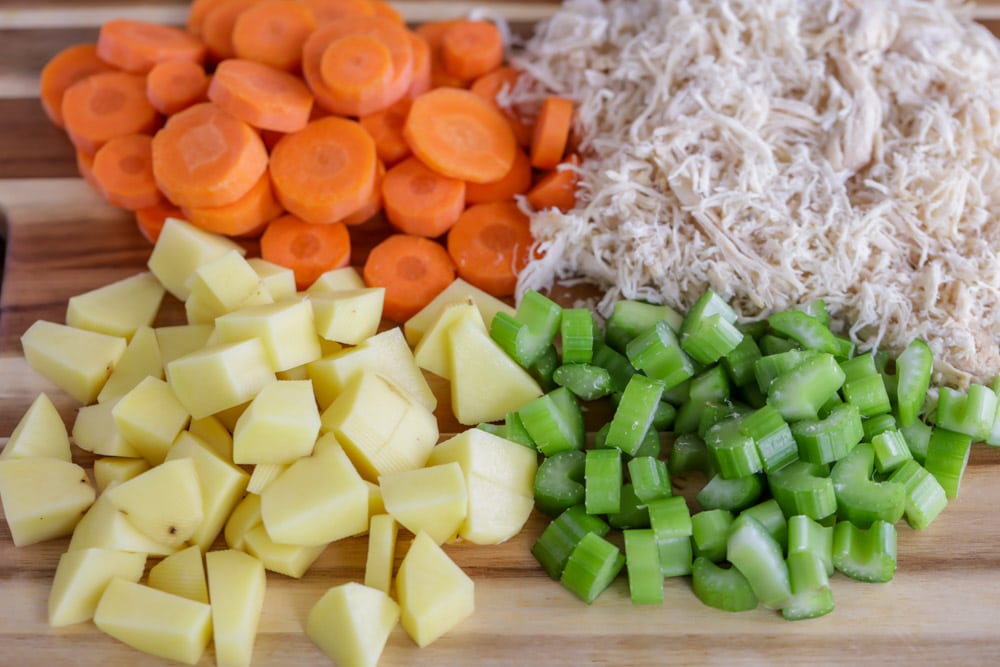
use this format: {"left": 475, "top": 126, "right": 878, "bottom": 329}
{"left": 3, "top": 2, "right": 1000, "bottom": 666}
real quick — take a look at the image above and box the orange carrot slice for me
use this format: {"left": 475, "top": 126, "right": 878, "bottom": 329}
{"left": 406, "top": 31, "right": 432, "bottom": 98}
{"left": 358, "top": 97, "right": 412, "bottom": 166}
{"left": 363, "top": 234, "right": 457, "bottom": 322}
{"left": 135, "top": 200, "right": 183, "bottom": 244}
{"left": 260, "top": 214, "right": 351, "bottom": 289}
{"left": 96, "top": 18, "right": 207, "bottom": 73}
{"left": 530, "top": 96, "right": 574, "bottom": 170}
{"left": 526, "top": 154, "right": 580, "bottom": 213}
{"left": 39, "top": 43, "right": 116, "bottom": 128}
{"left": 201, "top": 0, "right": 259, "bottom": 61}
{"left": 182, "top": 169, "right": 283, "bottom": 236}
{"left": 403, "top": 87, "right": 516, "bottom": 184}
{"left": 446, "top": 201, "right": 533, "bottom": 297}
{"left": 269, "top": 116, "right": 378, "bottom": 224}
{"left": 61, "top": 71, "right": 160, "bottom": 155}
{"left": 301, "top": 0, "right": 375, "bottom": 24}
{"left": 382, "top": 156, "right": 466, "bottom": 238}
{"left": 231, "top": 0, "right": 317, "bottom": 71}
{"left": 318, "top": 34, "right": 395, "bottom": 117}
{"left": 372, "top": 1, "right": 405, "bottom": 25}
{"left": 76, "top": 148, "right": 101, "bottom": 193}
{"left": 146, "top": 60, "right": 210, "bottom": 115}
{"left": 441, "top": 20, "right": 504, "bottom": 82}
{"left": 207, "top": 58, "right": 314, "bottom": 132}
{"left": 414, "top": 19, "right": 467, "bottom": 89}
{"left": 151, "top": 101, "right": 269, "bottom": 208}
{"left": 341, "top": 158, "right": 386, "bottom": 226}
{"left": 91, "top": 133, "right": 162, "bottom": 210}
{"left": 464, "top": 147, "right": 532, "bottom": 205}
{"left": 470, "top": 65, "right": 533, "bottom": 146}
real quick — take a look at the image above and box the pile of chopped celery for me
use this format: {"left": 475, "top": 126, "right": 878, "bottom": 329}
{"left": 480, "top": 289, "right": 998, "bottom": 619}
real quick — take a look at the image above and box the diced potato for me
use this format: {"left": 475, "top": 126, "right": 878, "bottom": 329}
{"left": 379, "top": 463, "right": 467, "bottom": 545}
{"left": 69, "top": 494, "right": 176, "bottom": 556}
{"left": 246, "top": 463, "right": 288, "bottom": 494}
{"left": 183, "top": 291, "right": 218, "bottom": 325}
{"left": 413, "top": 299, "right": 484, "bottom": 379}
{"left": 187, "top": 415, "right": 234, "bottom": 461}
{"left": 305, "top": 266, "right": 366, "bottom": 293}
{"left": 427, "top": 429, "right": 538, "bottom": 544}
{"left": 242, "top": 524, "right": 326, "bottom": 578}
{"left": 154, "top": 324, "right": 213, "bottom": 366}
{"left": 404, "top": 277, "right": 515, "bottom": 346}
{"left": 166, "top": 432, "right": 249, "bottom": 550}
{"left": 147, "top": 544, "right": 208, "bottom": 604}
{"left": 166, "top": 339, "right": 276, "bottom": 419}
{"left": 185, "top": 250, "right": 272, "bottom": 320}
{"left": 21, "top": 320, "right": 127, "bottom": 404}
{"left": 214, "top": 400, "right": 250, "bottom": 433}
{"left": 213, "top": 299, "right": 322, "bottom": 372}
{"left": 72, "top": 400, "right": 142, "bottom": 458}
{"left": 0, "top": 392, "right": 71, "bottom": 461}
{"left": 48, "top": 548, "right": 146, "bottom": 627}
{"left": 365, "top": 480, "right": 385, "bottom": 518}
{"left": 224, "top": 493, "right": 262, "bottom": 552}
{"left": 320, "top": 371, "right": 437, "bottom": 482}
{"left": 93, "top": 457, "right": 150, "bottom": 493}
{"left": 206, "top": 550, "right": 266, "bottom": 667}
{"left": 147, "top": 216, "right": 245, "bottom": 300}
{"left": 112, "top": 376, "right": 190, "bottom": 465}
{"left": 94, "top": 577, "right": 212, "bottom": 665}
{"left": 306, "top": 582, "right": 399, "bottom": 667}
{"left": 260, "top": 434, "right": 368, "bottom": 546}
{"left": 275, "top": 363, "right": 311, "bottom": 381}
{"left": 0, "top": 457, "right": 95, "bottom": 546}
{"left": 248, "top": 257, "right": 297, "bottom": 301}
{"left": 396, "top": 531, "right": 474, "bottom": 648}
{"left": 104, "top": 457, "right": 203, "bottom": 549}
{"left": 448, "top": 315, "right": 543, "bottom": 424}
{"left": 311, "top": 288, "right": 385, "bottom": 345}
{"left": 233, "top": 380, "right": 320, "bottom": 465}
{"left": 364, "top": 514, "right": 398, "bottom": 595}
{"left": 97, "top": 326, "right": 163, "bottom": 404}
{"left": 66, "top": 272, "right": 165, "bottom": 340}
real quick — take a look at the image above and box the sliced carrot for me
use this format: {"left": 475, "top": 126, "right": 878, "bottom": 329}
{"left": 201, "top": 0, "right": 260, "bottom": 61}
{"left": 269, "top": 116, "right": 377, "bottom": 224}
{"left": 414, "top": 19, "right": 467, "bottom": 89}
{"left": 300, "top": 0, "right": 375, "bottom": 24}
{"left": 362, "top": 234, "right": 457, "bottom": 322}
{"left": 135, "top": 200, "right": 182, "bottom": 244}
{"left": 526, "top": 154, "right": 580, "bottom": 213}
{"left": 186, "top": 0, "right": 226, "bottom": 37}
{"left": 207, "top": 58, "right": 314, "bottom": 132}
{"left": 182, "top": 169, "right": 283, "bottom": 236}
{"left": 382, "top": 156, "right": 466, "bottom": 238}
{"left": 341, "top": 158, "right": 385, "bottom": 226}
{"left": 39, "top": 43, "right": 116, "bottom": 128}
{"left": 530, "top": 96, "right": 574, "bottom": 170}
{"left": 91, "top": 133, "right": 162, "bottom": 210}
{"left": 403, "top": 87, "right": 516, "bottom": 184}
{"left": 441, "top": 20, "right": 504, "bottom": 82}
{"left": 61, "top": 71, "right": 160, "bottom": 155}
{"left": 231, "top": 0, "right": 317, "bottom": 71}
{"left": 96, "top": 18, "right": 206, "bottom": 73}
{"left": 465, "top": 146, "right": 532, "bottom": 205}
{"left": 151, "top": 101, "right": 269, "bottom": 208}
{"left": 146, "top": 60, "right": 210, "bottom": 115}
{"left": 446, "top": 201, "right": 533, "bottom": 297}
{"left": 260, "top": 214, "right": 351, "bottom": 289}
{"left": 259, "top": 128, "right": 285, "bottom": 151}
{"left": 372, "top": 0, "right": 405, "bottom": 25}
{"left": 470, "top": 65, "right": 533, "bottom": 146}
{"left": 406, "top": 32, "right": 432, "bottom": 98}
{"left": 75, "top": 149, "right": 101, "bottom": 193}
{"left": 358, "top": 97, "right": 412, "bottom": 166}
{"left": 318, "top": 34, "right": 395, "bottom": 117}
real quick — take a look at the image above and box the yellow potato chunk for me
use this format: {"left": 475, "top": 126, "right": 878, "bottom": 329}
{"left": 147, "top": 544, "right": 208, "bottom": 604}
{"left": 166, "top": 338, "right": 276, "bottom": 419}
{"left": 213, "top": 298, "right": 322, "bottom": 372}
{"left": 233, "top": 380, "right": 320, "bottom": 465}
{"left": 21, "top": 320, "right": 127, "bottom": 404}
{"left": 97, "top": 325, "right": 163, "bottom": 404}
{"left": 48, "top": 548, "right": 146, "bottom": 627}
{"left": 104, "top": 457, "right": 203, "bottom": 549}
{"left": 224, "top": 493, "right": 262, "bottom": 552}
{"left": 305, "top": 266, "right": 366, "bottom": 294}
{"left": 66, "top": 271, "right": 164, "bottom": 340}
{"left": 307, "top": 582, "right": 399, "bottom": 667}
{"left": 364, "top": 514, "right": 398, "bottom": 595}
{"left": 93, "top": 456, "right": 150, "bottom": 493}
{"left": 396, "top": 531, "right": 474, "bottom": 648}
{"left": 206, "top": 550, "right": 266, "bottom": 667}
{"left": 184, "top": 250, "right": 272, "bottom": 321}
{"left": 1, "top": 392, "right": 71, "bottom": 461}
{"left": 311, "top": 288, "right": 385, "bottom": 345}
{"left": 413, "top": 299, "right": 484, "bottom": 379}
{"left": 379, "top": 462, "right": 467, "bottom": 545}
{"left": 403, "top": 277, "right": 515, "bottom": 346}
{"left": 147, "top": 216, "right": 245, "bottom": 300}
{"left": 69, "top": 494, "right": 176, "bottom": 556}
{"left": 72, "top": 399, "right": 141, "bottom": 458}
{"left": 154, "top": 324, "right": 214, "bottom": 366}
{"left": 112, "top": 376, "right": 190, "bottom": 465}
{"left": 248, "top": 257, "right": 297, "bottom": 301}
{"left": 188, "top": 415, "right": 234, "bottom": 461}
{"left": 246, "top": 463, "right": 288, "bottom": 494}
{"left": 0, "top": 457, "right": 95, "bottom": 546}
{"left": 242, "top": 524, "right": 326, "bottom": 578}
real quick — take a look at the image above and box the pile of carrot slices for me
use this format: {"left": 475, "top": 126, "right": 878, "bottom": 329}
{"left": 41, "top": 0, "right": 581, "bottom": 319}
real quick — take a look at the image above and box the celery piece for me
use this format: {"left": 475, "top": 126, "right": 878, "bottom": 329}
{"left": 668, "top": 433, "right": 711, "bottom": 476}
{"left": 591, "top": 342, "right": 636, "bottom": 395}
{"left": 625, "top": 320, "right": 696, "bottom": 390}
{"left": 627, "top": 456, "right": 671, "bottom": 503}
{"left": 605, "top": 300, "right": 683, "bottom": 353}
{"left": 863, "top": 413, "right": 897, "bottom": 441}
{"left": 674, "top": 398, "right": 705, "bottom": 435}
{"left": 923, "top": 426, "right": 972, "bottom": 499}
{"left": 832, "top": 520, "right": 897, "bottom": 583}
{"left": 768, "top": 461, "right": 836, "bottom": 521}
{"left": 489, "top": 312, "right": 534, "bottom": 366}
{"left": 705, "top": 416, "right": 763, "bottom": 480}
{"left": 987, "top": 377, "right": 1000, "bottom": 447}
{"left": 605, "top": 374, "right": 664, "bottom": 456}
{"left": 782, "top": 550, "right": 834, "bottom": 620}
{"left": 559, "top": 308, "right": 595, "bottom": 364}
{"left": 552, "top": 363, "right": 613, "bottom": 401}
{"left": 735, "top": 382, "right": 767, "bottom": 410}
{"left": 787, "top": 514, "right": 834, "bottom": 576}
{"left": 691, "top": 509, "right": 735, "bottom": 562}
{"left": 737, "top": 320, "right": 769, "bottom": 339}
{"left": 690, "top": 365, "right": 732, "bottom": 404}
{"left": 790, "top": 402, "right": 864, "bottom": 465}
{"left": 594, "top": 421, "right": 660, "bottom": 460}
{"left": 741, "top": 499, "right": 788, "bottom": 554}
{"left": 935, "top": 384, "right": 997, "bottom": 442}
{"left": 656, "top": 534, "right": 694, "bottom": 577}
{"left": 830, "top": 443, "right": 905, "bottom": 528}
{"left": 607, "top": 483, "right": 651, "bottom": 530}
{"left": 651, "top": 400, "right": 677, "bottom": 431}
{"left": 739, "top": 404, "right": 798, "bottom": 473}
{"left": 871, "top": 429, "right": 913, "bottom": 474}
{"left": 767, "top": 310, "right": 841, "bottom": 356}
{"left": 504, "top": 411, "right": 535, "bottom": 449}
{"left": 697, "top": 473, "right": 764, "bottom": 512}
{"left": 516, "top": 289, "right": 562, "bottom": 345}
{"left": 726, "top": 514, "right": 792, "bottom": 609}
{"left": 518, "top": 387, "right": 584, "bottom": 456}
{"left": 697, "top": 401, "right": 752, "bottom": 440}
{"left": 661, "top": 378, "right": 691, "bottom": 406}
{"left": 830, "top": 335, "right": 855, "bottom": 360}
{"left": 753, "top": 349, "right": 819, "bottom": 394}
{"left": 723, "top": 334, "right": 763, "bottom": 388}
{"left": 895, "top": 339, "right": 932, "bottom": 427}
{"left": 623, "top": 529, "right": 663, "bottom": 605}
{"left": 531, "top": 505, "right": 610, "bottom": 579}
{"left": 476, "top": 422, "right": 505, "bottom": 437}
{"left": 899, "top": 417, "right": 932, "bottom": 464}
{"left": 584, "top": 448, "right": 622, "bottom": 515}
{"left": 529, "top": 344, "right": 560, "bottom": 391}
{"left": 691, "top": 557, "right": 758, "bottom": 612}
{"left": 681, "top": 313, "right": 744, "bottom": 365}
{"left": 801, "top": 299, "right": 830, "bottom": 328}
{"left": 838, "top": 353, "right": 879, "bottom": 383}
{"left": 760, "top": 333, "right": 801, "bottom": 356}
{"left": 681, "top": 290, "right": 739, "bottom": 337}
{"left": 842, "top": 374, "right": 892, "bottom": 418}
{"left": 767, "top": 353, "right": 846, "bottom": 422}
{"left": 533, "top": 450, "right": 586, "bottom": 517}
{"left": 888, "top": 459, "right": 948, "bottom": 530}
{"left": 560, "top": 532, "right": 625, "bottom": 604}
{"left": 646, "top": 496, "right": 693, "bottom": 576}
{"left": 873, "top": 349, "right": 899, "bottom": 406}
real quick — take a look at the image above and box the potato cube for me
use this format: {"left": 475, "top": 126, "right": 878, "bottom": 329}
{"left": 166, "top": 338, "right": 276, "bottom": 419}
{"left": 380, "top": 463, "right": 467, "bottom": 545}
{"left": 307, "top": 582, "right": 399, "bottom": 667}
{"left": 72, "top": 400, "right": 142, "bottom": 458}
{"left": 1, "top": 392, "right": 71, "bottom": 461}
{"left": 248, "top": 257, "right": 297, "bottom": 301}
{"left": 213, "top": 298, "right": 321, "bottom": 372}
{"left": 94, "top": 577, "right": 212, "bottom": 665}
{"left": 66, "top": 272, "right": 165, "bottom": 340}
{"left": 49, "top": 548, "right": 146, "bottom": 627}
{"left": 305, "top": 266, "right": 365, "bottom": 293}
{"left": 224, "top": 493, "right": 262, "bottom": 552}
{"left": 0, "top": 457, "right": 95, "bottom": 546}
{"left": 69, "top": 494, "right": 176, "bottom": 556}
{"left": 246, "top": 463, "right": 288, "bottom": 494}
{"left": 147, "top": 544, "right": 208, "bottom": 604}
{"left": 97, "top": 326, "right": 163, "bottom": 404}
{"left": 233, "top": 380, "right": 320, "bottom": 465}
{"left": 113, "top": 376, "right": 190, "bottom": 465}
{"left": 104, "top": 457, "right": 203, "bottom": 549}
{"left": 366, "top": 480, "right": 385, "bottom": 518}
{"left": 147, "top": 216, "right": 245, "bottom": 300}
{"left": 154, "top": 324, "right": 213, "bottom": 366}
{"left": 188, "top": 415, "right": 234, "bottom": 461}
{"left": 242, "top": 524, "right": 326, "bottom": 578}
{"left": 396, "top": 531, "right": 474, "bottom": 647}
{"left": 413, "top": 299, "right": 484, "bottom": 379}
{"left": 403, "top": 277, "right": 515, "bottom": 346}
{"left": 364, "top": 514, "right": 398, "bottom": 595}
{"left": 185, "top": 250, "right": 272, "bottom": 318}
{"left": 206, "top": 550, "right": 266, "bottom": 667}
{"left": 311, "top": 288, "right": 385, "bottom": 345}
{"left": 93, "top": 456, "right": 150, "bottom": 493}
{"left": 21, "top": 320, "right": 127, "bottom": 404}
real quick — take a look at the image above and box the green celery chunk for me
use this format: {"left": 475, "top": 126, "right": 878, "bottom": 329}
{"left": 584, "top": 447, "right": 622, "bottom": 515}
{"left": 739, "top": 404, "right": 798, "bottom": 473}
{"left": 935, "top": 384, "right": 997, "bottom": 442}
{"left": 923, "top": 426, "right": 972, "bottom": 499}
{"left": 760, "top": 333, "right": 801, "bottom": 356}
{"left": 800, "top": 299, "right": 830, "bottom": 328}
{"left": 533, "top": 450, "right": 586, "bottom": 517}
{"left": 697, "top": 401, "right": 751, "bottom": 439}
{"left": 753, "top": 349, "right": 819, "bottom": 394}
{"left": 552, "top": 363, "right": 613, "bottom": 401}
{"left": 862, "top": 413, "right": 897, "bottom": 441}
{"left": 782, "top": 550, "right": 834, "bottom": 620}
{"left": 767, "top": 309, "right": 841, "bottom": 355}
{"left": 832, "top": 520, "right": 897, "bottom": 583}
{"left": 690, "top": 365, "right": 731, "bottom": 403}
{"left": 737, "top": 320, "right": 769, "bottom": 339}
{"left": 899, "top": 417, "right": 932, "bottom": 464}
{"left": 723, "top": 334, "right": 763, "bottom": 388}
{"left": 830, "top": 443, "right": 905, "bottom": 528}
{"left": 489, "top": 312, "right": 535, "bottom": 366}
{"left": 529, "top": 344, "right": 560, "bottom": 391}
{"left": 531, "top": 505, "right": 610, "bottom": 579}
{"left": 625, "top": 320, "right": 696, "bottom": 390}
{"left": 559, "top": 308, "right": 595, "bottom": 364}
{"left": 476, "top": 422, "right": 505, "bottom": 437}
{"left": 518, "top": 387, "right": 584, "bottom": 456}
{"left": 647, "top": 496, "right": 693, "bottom": 577}
{"left": 681, "top": 290, "right": 739, "bottom": 336}
{"left": 839, "top": 353, "right": 879, "bottom": 383}
{"left": 705, "top": 416, "right": 763, "bottom": 480}
{"left": 787, "top": 515, "right": 833, "bottom": 576}
{"left": 726, "top": 514, "right": 792, "bottom": 609}
{"left": 591, "top": 342, "right": 636, "bottom": 395}
{"left": 895, "top": 339, "right": 932, "bottom": 427}
{"left": 767, "top": 353, "right": 846, "bottom": 422}
{"left": 594, "top": 422, "right": 660, "bottom": 460}
{"left": 871, "top": 429, "right": 913, "bottom": 474}
{"left": 627, "top": 456, "right": 671, "bottom": 503}
{"left": 741, "top": 499, "right": 788, "bottom": 554}
{"left": 697, "top": 473, "right": 764, "bottom": 512}
{"left": 661, "top": 378, "right": 691, "bottom": 406}
{"left": 691, "top": 509, "right": 734, "bottom": 562}
{"left": 504, "top": 411, "right": 535, "bottom": 449}
{"left": 651, "top": 400, "right": 677, "bottom": 431}
{"left": 607, "top": 483, "right": 650, "bottom": 530}
{"left": 517, "top": 290, "right": 562, "bottom": 345}
{"left": 623, "top": 529, "right": 664, "bottom": 605}
{"left": 668, "top": 433, "right": 711, "bottom": 476}
{"left": 768, "top": 461, "right": 836, "bottom": 521}
{"left": 691, "top": 557, "right": 758, "bottom": 612}
{"left": 888, "top": 459, "right": 948, "bottom": 530}
{"left": 842, "top": 373, "right": 892, "bottom": 418}
{"left": 987, "top": 376, "right": 1000, "bottom": 447}
{"left": 560, "top": 532, "right": 625, "bottom": 604}
{"left": 605, "top": 300, "right": 683, "bottom": 353}
{"left": 605, "top": 374, "right": 665, "bottom": 456}
{"left": 790, "top": 402, "right": 864, "bottom": 465}
{"left": 681, "top": 313, "right": 744, "bottom": 365}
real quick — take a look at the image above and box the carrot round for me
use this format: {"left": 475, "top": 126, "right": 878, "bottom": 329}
{"left": 96, "top": 18, "right": 207, "bottom": 73}
{"left": 91, "top": 134, "right": 162, "bottom": 211}
{"left": 446, "top": 201, "right": 533, "bottom": 297}
{"left": 441, "top": 20, "right": 504, "bottom": 82}
{"left": 318, "top": 34, "right": 395, "bottom": 117}
{"left": 260, "top": 214, "right": 351, "bottom": 289}
{"left": 151, "top": 101, "right": 269, "bottom": 208}
{"left": 201, "top": 0, "right": 259, "bottom": 61}
{"left": 382, "top": 156, "right": 466, "bottom": 238}
{"left": 39, "top": 43, "right": 116, "bottom": 128}
{"left": 530, "top": 96, "right": 574, "bottom": 170}
{"left": 61, "top": 71, "right": 160, "bottom": 155}
{"left": 470, "top": 65, "right": 532, "bottom": 146}
{"left": 526, "top": 154, "right": 580, "bottom": 213}
{"left": 403, "top": 87, "right": 517, "bottom": 184}
{"left": 76, "top": 149, "right": 101, "bottom": 193}
{"left": 372, "top": 1, "right": 405, "bottom": 25}
{"left": 269, "top": 116, "right": 378, "bottom": 224}
{"left": 135, "top": 200, "right": 182, "bottom": 244}
{"left": 341, "top": 158, "right": 385, "bottom": 226}
{"left": 414, "top": 20, "right": 467, "bottom": 89}
{"left": 363, "top": 233, "right": 457, "bottom": 322}
{"left": 146, "top": 60, "right": 210, "bottom": 115}
{"left": 301, "top": 0, "right": 375, "bottom": 24}
{"left": 207, "top": 58, "right": 314, "bottom": 132}
{"left": 359, "top": 97, "right": 412, "bottom": 166}
{"left": 464, "top": 147, "right": 532, "bottom": 205}
{"left": 182, "top": 170, "right": 283, "bottom": 237}
{"left": 406, "top": 32, "right": 432, "bottom": 98}
{"left": 231, "top": 0, "right": 317, "bottom": 71}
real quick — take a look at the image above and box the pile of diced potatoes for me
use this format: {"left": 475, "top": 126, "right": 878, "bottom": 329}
{"left": 0, "top": 217, "right": 545, "bottom": 666}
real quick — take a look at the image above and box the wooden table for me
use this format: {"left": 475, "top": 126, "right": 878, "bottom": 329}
{"left": 3, "top": 1, "right": 1000, "bottom": 665}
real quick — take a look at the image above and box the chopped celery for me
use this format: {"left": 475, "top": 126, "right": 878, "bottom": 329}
{"left": 560, "top": 308, "right": 595, "bottom": 364}
{"left": 476, "top": 422, "right": 505, "bottom": 437}
{"left": 839, "top": 353, "right": 879, "bottom": 383}
{"left": 529, "top": 344, "right": 560, "bottom": 391}
{"left": 800, "top": 299, "right": 830, "bottom": 328}
{"left": 697, "top": 473, "right": 764, "bottom": 512}
{"left": 760, "top": 333, "right": 801, "bottom": 356}
{"left": 726, "top": 514, "right": 792, "bottom": 609}
{"left": 668, "top": 433, "right": 711, "bottom": 476}
{"left": 832, "top": 520, "right": 896, "bottom": 583}
{"left": 895, "top": 339, "right": 932, "bottom": 427}
{"left": 871, "top": 429, "right": 913, "bottom": 474}
{"left": 623, "top": 529, "right": 664, "bottom": 604}
{"left": 739, "top": 404, "right": 798, "bottom": 473}
{"left": 723, "top": 334, "right": 763, "bottom": 388}
{"left": 767, "top": 309, "right": 841, "bottom": 355}
{"left": 923, "top": 426, "right": 972, "bottom": 499}
{"left": 533, "top": 450, "right": 586, "bottom": 517}
{"left": 790, "top": 402, "right": 864, "bottom": 465}
{"left": 768, "top": 461, "right": 836, "bottom": 521}
{"left": 698, "top": 401, "right": 751, "bottom": 439}
{"left": 605, "top": 374, "right": 664, "bottom": 456}
{"left": 560, "top": 532, "right": 625, "bottom": 604}
{"left": 767, "top": 352, "right": 846, "bottom": 422}
{"left": 681, "top": 290, "right": 739, "bottom": 337}
{"left": 842, "top": 374, "right": 892, "bottom": 418}
{"left": 691, "top": 557, "right": 758, "bottom": 612}
{"left": 625, "top": 320, "right": 696, "bottom": 390}
{"left": 531, "top": 505, "right": 610, "bottom": 579}
{"left": 741, "top": 499, "right": 788, "bottom": 554}
{"left": 651, "top": 400, "right": 677, "bottom": 431}
{"left": 552, "top": 363, "right": 614, "bottom": 401}
{"left": 705, "top": 416, "right": 763, "bottom": 479}
{"left": 627, "top": 456, "right": 671, "bottom": 503}
{"left": 518, "top": 387, "right": 584, "bottom": 456}
{"left": 830, "top": 443, "right": 905, "bottom": 528}
{"left": 862, "top": 413, "right": 897, "bottom": 441}
{"left": 782, "top": 550, "right": 834, "bottom": 620}
{"left": 753, "top": 349, "right": 819, "bottom": 394}
{"left": 691, "top": 509, "right": 735, "bottom": 562}
{"left": 607, "top": 483, "right": 650, "bottom": 530}
{"left": 888, "top": 459, "right": 948, "bottom": 530}
{"left": 787, "top": 515, "right": 834, "bottom": 576}
{"left": 504, "top": 411, "right": 535, "bottom": 449}
{"left": 935, "top": 384, "right": 997, "bottom": 442}
{"left": 647, "top": 496, "right": 693, "bottom": 576}
{"left": 605, "top": 300, "right": 683, "bottom": 352}
{"left": 584, "top": 448, "right": 622, "bottom": 515}
{"left": 899, "top": 417, "right": 932, "bottom": 464}
{"left": 591, "top": 342, "right": 636, "bottom": 395}
{"left": 681, "top": 312, "right": 744, "bottom": 365}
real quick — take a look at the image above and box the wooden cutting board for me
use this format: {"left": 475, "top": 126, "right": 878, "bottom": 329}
{"left": 4, "top": 2, "right": 1000, "bottom": 665}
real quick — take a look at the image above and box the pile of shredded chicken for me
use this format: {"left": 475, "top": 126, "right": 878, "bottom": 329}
{"left": 509, "top": 0, "right": 1000, "bottom": 387}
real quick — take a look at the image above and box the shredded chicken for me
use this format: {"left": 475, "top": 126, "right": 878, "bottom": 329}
{"left": 509, "top": 0, "right": 1000, "bottom": 387}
